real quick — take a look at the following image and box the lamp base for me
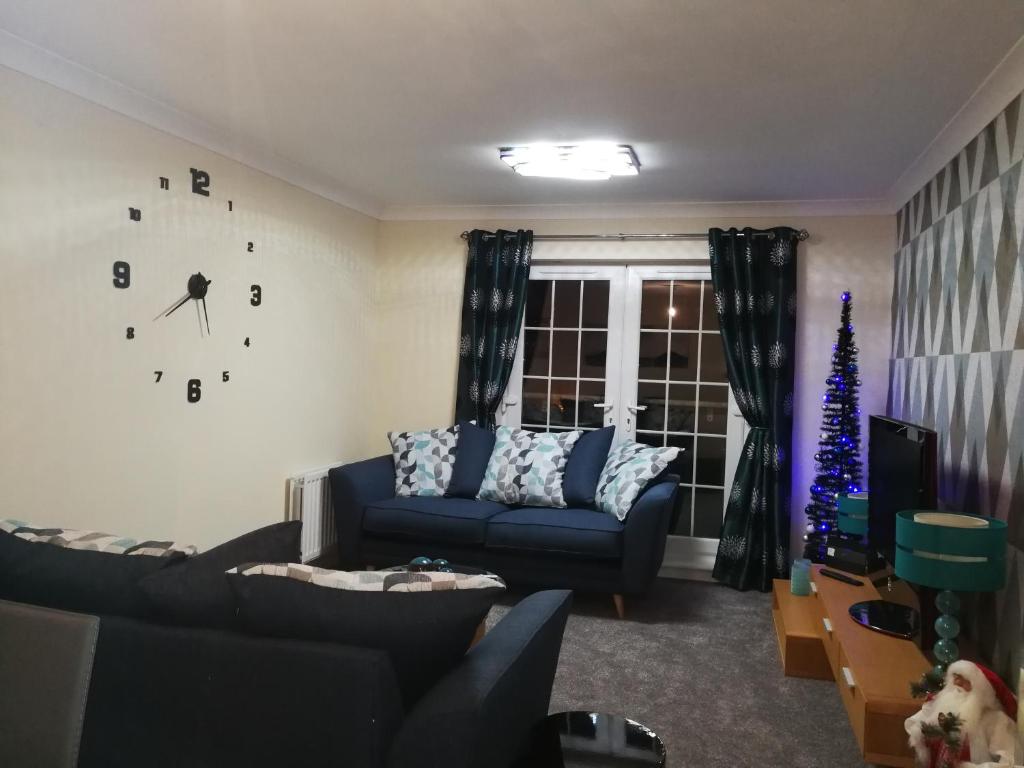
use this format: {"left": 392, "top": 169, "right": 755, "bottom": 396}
{"left": 849, "top": 599, "right": 921, "bottom": 640}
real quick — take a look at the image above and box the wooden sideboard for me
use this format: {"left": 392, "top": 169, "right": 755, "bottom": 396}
{"left": 772, "top": 565, "right": 931, "bottom": 767}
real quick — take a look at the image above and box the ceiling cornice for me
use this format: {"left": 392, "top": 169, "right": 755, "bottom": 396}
{"left": 885, "top": 34, "right": 1024, "bottom": 210}
{"left": 0, "top": 28, "right": 384, "bottom": 219}
{"left": 379, "top": 198, "right": 893, "bottom": 222}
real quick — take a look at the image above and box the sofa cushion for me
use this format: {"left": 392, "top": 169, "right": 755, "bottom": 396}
{"left": 388, "top": 425, "right": 460, "bottom": 497}
{"left": 597, "top": 440, "right": 681, "bottom": 521}
{"left": 227, "top": 564, "right": 505, "bottom": 707}
{"left": 478, "top": 426, "right": 582, "bottom": 508}
{"left": 446, "top": 420, "right": 496, "bottom": 499}
{"left": 562, "top": 426, "right": 615, "bottom": 508}
{"left": 363, "top": 497, "right": 509, "bottom": 545}
{"left": 139, "top": 521, "right": 301, "bottom": 629}
{"left": 484, "top": 508, "right": 624, "bottom": 559}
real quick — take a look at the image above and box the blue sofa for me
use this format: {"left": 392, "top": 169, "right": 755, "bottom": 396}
{"left": 330, "top": 455, "right": 678, "bottom": 616}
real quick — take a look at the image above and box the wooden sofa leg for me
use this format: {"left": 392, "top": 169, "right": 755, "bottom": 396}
{"left": 612, "top": 594, "right": 625, "bottom": 619}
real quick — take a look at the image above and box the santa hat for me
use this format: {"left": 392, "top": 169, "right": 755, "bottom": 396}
{"left": 947, "top": 659, "right": 1018, "bottom": 721}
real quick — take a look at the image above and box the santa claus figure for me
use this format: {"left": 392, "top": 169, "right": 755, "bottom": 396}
{"left": 906, "top": 660, "right": 1022, "bottom": 768}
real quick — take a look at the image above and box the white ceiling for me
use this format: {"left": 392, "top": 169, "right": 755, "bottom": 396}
{"left": 2, "top": 0, "right": 1024, "bottom": 217}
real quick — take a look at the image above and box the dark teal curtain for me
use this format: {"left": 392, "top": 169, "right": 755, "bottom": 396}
{"left": 710, "top": 227, "right": 798, "bottom": 592}
{"left": 455, "top": 229, "right": 533, "bottom": 429}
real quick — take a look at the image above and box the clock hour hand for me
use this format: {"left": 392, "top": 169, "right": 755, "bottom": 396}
{"left": 201, "top": 297, "right": 210, "bottom": 335}
{"left": 153, "top": 291, "right": 191, "bottom": 321}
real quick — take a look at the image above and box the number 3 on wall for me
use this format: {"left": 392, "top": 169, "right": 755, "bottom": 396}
{"left": 187, "top": 378, "right": 201, "bottom": 403}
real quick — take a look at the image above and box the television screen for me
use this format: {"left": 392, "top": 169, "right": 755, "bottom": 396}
{"left": 867, "top": 415, "right": 937, "bottom": 565}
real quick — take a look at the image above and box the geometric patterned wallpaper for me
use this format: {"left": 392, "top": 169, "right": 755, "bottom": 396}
{"left": 889, "top": 93, "right": 1024, "bottom": 678}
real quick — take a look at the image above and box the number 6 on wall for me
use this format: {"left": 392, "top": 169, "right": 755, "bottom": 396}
{"left": 187, "top": 379, "right": 201, "bottom": 403}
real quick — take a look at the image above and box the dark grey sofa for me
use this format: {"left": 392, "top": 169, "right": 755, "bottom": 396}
{"left": 1, "top": 590, "right": 572, "bottom": 768}
{"left": 331, "top": 455, "right": 679, "bottom": 616}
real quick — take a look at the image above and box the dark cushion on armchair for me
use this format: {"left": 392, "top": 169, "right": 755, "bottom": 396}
{"left": 363, "top": 497, "right": 509, "bottom": 545}
{"left": 485, "top": 508, "right": 624, "bottom": 559}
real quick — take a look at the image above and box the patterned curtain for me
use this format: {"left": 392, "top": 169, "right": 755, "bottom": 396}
{"left": 709, "top": 227, "right": 799, "bottom": 592}
{"left": 455, "top": 229, "right": 533, "bottom": 429}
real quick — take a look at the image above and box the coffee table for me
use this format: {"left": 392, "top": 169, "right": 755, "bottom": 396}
{"left": 514, "top": 711, "right": 667, "bottom": 767}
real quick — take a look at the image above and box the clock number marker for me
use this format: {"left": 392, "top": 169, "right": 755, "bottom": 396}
{"left": 154, "top": 371, "right": 163, "bottom": 382}
{"left": 244, "top": 337, "right": 251, "bottom": 347}
{"left": 250, "top": 284, "right": 262, "bottom": 306}
{"left": 222, "top": 371, "right": 230, "bottom": 382}
{"left": 187, "top": 379, "right": 202, "bottom": 403}
{"left": 189, "top": 168, "right": 211, "bottom": 197}
{"left": 128, "top": 207, "right": 141, "bottom": 222}
{"left": 126, "top": 327, "right": 135, "bottom": 339}
{"left": 113, "top": 261, "right": 131, "bottom": 289}
{"left": 228, "top": 200, "right": 233, "bottom": 212}
{"left": 159, "top": 177, "right": 169, "bottom": 190}
{"left": 247, "top": 241, "right": 254, "bottom": 252}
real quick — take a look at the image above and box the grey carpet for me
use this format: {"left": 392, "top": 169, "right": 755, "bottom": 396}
{"left": 489, "top": 578, "right": 865, "bottom": 768}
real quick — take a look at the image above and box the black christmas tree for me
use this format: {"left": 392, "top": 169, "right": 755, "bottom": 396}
{"left": 803, "top": 291, "right": 864, "bottom": 561}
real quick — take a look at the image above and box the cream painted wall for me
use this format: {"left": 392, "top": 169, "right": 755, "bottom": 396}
{"left": 374, "top": 216, "right": 896, "bottom": 555}
{"left": 0, "top": 66, "right": 379, "bottom": 550}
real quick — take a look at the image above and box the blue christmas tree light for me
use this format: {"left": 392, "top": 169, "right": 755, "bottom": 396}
{"left": 803, "top": 291, "right": 864, "bottom": 561}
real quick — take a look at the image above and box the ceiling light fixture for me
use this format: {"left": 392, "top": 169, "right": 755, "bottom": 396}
{"left": 499, "top": 143, "right": 640, "bottom": 180}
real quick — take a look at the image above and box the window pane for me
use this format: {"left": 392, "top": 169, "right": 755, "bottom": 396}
{"left": 701, "top": 282, "right": 720, "bottom": 330}
{"left": 523, "top": 330, "right": 549, "bottom": 377}
{"left": 553, "top": 280, "right": 580, "bottom": 328}
{"left": 693, "top": 488, "right": 725, "bottom": 538}
{"left": 671, "top": 486, "right": 693, "bottom": 536}
{"left": 522, "top": 378, "right": 548, "bottom": 426}
{"left": 636, "top": 382, "right": 666, "bottom": 432}
{"left": 635, "top": 431, "right": 664, "bottom": 448}
{"left": 526, "top": 280, "right": 551, "bottom": 328}
{"left": 666, "top": 434, "right": 694, "bottom": 483}
{"left": 638, "top": 332, "right": 668, "bottom": 380}
{"left": 694, "top": 436, "right": 727, "bottom": 485}
{"left": 581, "top": 281, "right": 609, "bottom": 328}
{"left": 551, "top": 331, "right": 578, "bottom": 378}
{"left": 670, "top": 281, "right": 701, "bottom": 331}
{"left": 549, "top": 379, "right": 576, "bottom": 426}
{"left": 696, "top": 384, "right": 728, "bottom": 435}
{"left": 579, "top": 331, "right": 607, "bottom": 378}
{"left": 666, "top": 384, "right": 696, "bottom": 433}
{"left": 577, "top": 380, "right": 606, "bottom": 428}
{"left": 640, "top": 281, "right": 671, "bottom": 330}
{"left": 701, "top": 334, "right": 728, "bottom": 383}
{"left": 669, "top": 333, "right": 699, "bottom": 381}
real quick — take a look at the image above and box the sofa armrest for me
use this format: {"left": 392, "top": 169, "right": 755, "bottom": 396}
{"left": 621, "top": 476, "right": 679, "bottom": 594}
{"left": 330, "top": 455, "right": 395, "bottom": 567}
{"left": 387, "top": 590, "right": 573, "bottom": 768}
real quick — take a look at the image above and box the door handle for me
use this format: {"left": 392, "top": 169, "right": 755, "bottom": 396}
{"left": 592, "top": 402, "right": 614, "bottom": 412}
{"left": 627, "top": 404, "right": 648, "bottom": 414}
{"left": 501, "top": 398, "right": 518, "bottom": 414}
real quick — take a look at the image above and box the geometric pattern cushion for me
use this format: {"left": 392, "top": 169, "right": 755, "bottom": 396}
{"left": 477, "top": 426, "right": 582, "bottom": 508}
{"left": 0, "top": 519, "right": 196, "bottom": 557}
{"left": 388, "top": 425, "right": 460, "bottom": 497}
{"left": 229, "top": 562, "right": 505, "bottom": 592}
{"left": 595, "top": 441, "right": 680, "bottom": 521}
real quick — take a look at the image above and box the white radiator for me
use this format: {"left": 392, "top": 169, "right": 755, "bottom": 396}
{"left": 285, "top": 464, "right": 343, "bottom": 563}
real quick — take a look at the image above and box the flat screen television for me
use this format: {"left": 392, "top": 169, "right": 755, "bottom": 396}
{"left": 867, "top": 415, "right": 938, "bottom": 564}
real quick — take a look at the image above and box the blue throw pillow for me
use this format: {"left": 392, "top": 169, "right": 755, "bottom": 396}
{"left": 562, "top": 426, "right": 615, "bottom": 508}
{"left": 445, "top": 420, "right": 496, "bottom": 499}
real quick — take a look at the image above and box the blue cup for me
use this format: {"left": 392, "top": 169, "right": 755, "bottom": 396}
{"left": 791, "top": 558, "right": 812, "bottom": 596}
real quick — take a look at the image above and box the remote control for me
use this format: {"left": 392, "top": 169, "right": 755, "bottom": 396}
{"left": 819, "top": 569, "right": 863, "bottom": 586}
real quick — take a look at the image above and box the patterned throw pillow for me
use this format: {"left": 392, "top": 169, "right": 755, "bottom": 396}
{"left": 388, "top": 426, "right": 460, "bottom": 497}
{"left": 0, "top": 518, "right": 196, "bottom": 557}
{"left": 478, "top": 426, "right": 582, "bottom": 508}
{"left": 595, "top": 441, "right": 680, "bottom": 521}
{"left": 229, "top": 562, "right": 505, "bottom": 592}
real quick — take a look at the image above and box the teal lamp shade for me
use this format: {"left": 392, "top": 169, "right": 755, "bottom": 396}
{"left": 837, "top": 493, "right": 869, "bottom": 537}
{"left": 894, "top": 510, "right": 1007, "bottom": 669}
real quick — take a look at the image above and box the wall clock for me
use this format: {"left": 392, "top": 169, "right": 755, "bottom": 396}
{"left": 115, "top": 167, "right": 262, "bottom": 404}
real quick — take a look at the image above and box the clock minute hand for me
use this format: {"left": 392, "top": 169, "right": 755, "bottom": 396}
{"left": 153, "top": 291, "right": 191, "bottom": 321}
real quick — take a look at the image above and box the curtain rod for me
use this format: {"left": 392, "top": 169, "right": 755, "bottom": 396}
{"left": 459, "top": 229, "right": 810, "bottom": 242}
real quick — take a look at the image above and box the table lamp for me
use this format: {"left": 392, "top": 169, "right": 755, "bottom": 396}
{"left": 894, "top": 510, "right": 1007, "bottom": 670}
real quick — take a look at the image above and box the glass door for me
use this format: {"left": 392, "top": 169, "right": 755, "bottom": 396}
{"left": 500, "top": 266, "right": 625, "bottom": 431}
